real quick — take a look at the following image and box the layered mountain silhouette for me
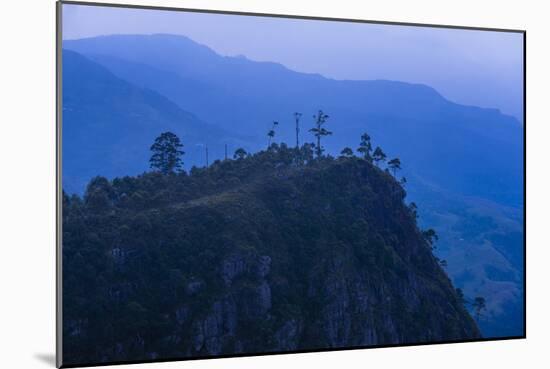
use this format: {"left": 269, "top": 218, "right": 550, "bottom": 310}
{"left": 61, "top": 34, "right": 524, "bottom": 338}
{"left": 62, "top": 49, "right": 248, "bottom": 193}
{"left": 65, "top": 34, "right": 523, "bottom": 207}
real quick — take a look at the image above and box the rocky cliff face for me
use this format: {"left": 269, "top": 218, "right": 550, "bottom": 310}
{"left": 62, "top": 149, "right": 480, "bottom": 365}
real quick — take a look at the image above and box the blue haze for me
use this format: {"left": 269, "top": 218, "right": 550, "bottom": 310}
{"left": 63, "top": 4, "right": 524, "bottom": 121}
{"left": 61, "top": 4, "right": 524, "bottom": 339}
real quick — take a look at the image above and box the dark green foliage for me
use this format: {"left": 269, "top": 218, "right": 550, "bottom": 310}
{"left": 149, "top": 132, "right": 185, "bottom": 174}
{"left": 63, "top": 145, "right": 479, "bottom": 364}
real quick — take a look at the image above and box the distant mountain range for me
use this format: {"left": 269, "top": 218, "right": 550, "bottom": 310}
{"left": 65, "top": 34, "right": 523, "bottom": 208}
{"left": 62, "top": 49, "right": 250, "bottom": 193}
{"left": 62, "top": 34, "right": 524, "bottom": 338}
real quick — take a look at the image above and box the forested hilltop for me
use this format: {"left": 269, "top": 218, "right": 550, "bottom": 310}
{"left": 62, "top": 45, "right": 524, "bottom": 338}
{"left": 63, "top": 136, "right": 480, "bottom": 365}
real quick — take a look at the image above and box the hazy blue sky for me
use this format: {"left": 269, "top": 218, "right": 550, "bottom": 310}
{"left": 63, "top": 4, "right": 524, "bottom": 121}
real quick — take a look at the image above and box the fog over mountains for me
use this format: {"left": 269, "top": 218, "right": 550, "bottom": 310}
{"left": 62, "top": 4, "right": 524, "bottom": 121}
{"left": 65, "top": 34, "right": 523, "bottom": 205}
{"left": 62, "top": 34, "right": 524, "bottom": 337}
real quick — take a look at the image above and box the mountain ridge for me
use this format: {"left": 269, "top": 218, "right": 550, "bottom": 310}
{"left": 62, "top": 49, "right": 248, "bottom": 193}
{"left": 64, "top": 33, "right": 521, "bottom": 121}
{"left": 62, "top": 146, "right": 480, "bottom": 365}
{"left": 61, "top": 35, "right": 524, "bottom": 338}
{"left": 64, "top": 34, "right": 523, "bottom": 208}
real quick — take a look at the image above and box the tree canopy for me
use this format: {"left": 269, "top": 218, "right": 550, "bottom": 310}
{"left": 267, "top": 121, "right": 279, "bottom": 148}
{"left": 357, "top": 133, "right": 373, "bottom": 161}
{"left": 340, "top": 147, "right": 354, "bottom": 157}
{"left": 149, "top": 132, "right": 185, "bottom": 174}
{"left": 309, "top": 110, "right": 332, "bottom": 157}
{"left": 388, "top": 158, "right": 401, "bottom": 176}
{"left": 234, "top": 148, "right": 248, "bottom": 160}
{"left": 373, "top": 146, "right": 387, "bottom": 166}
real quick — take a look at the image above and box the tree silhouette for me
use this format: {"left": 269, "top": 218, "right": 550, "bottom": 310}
{"left": 267, "top": 121, "right": 279, "bottom": 148}
{"left": 294, "top": 112, "right": 302, "bottom": 149}
{"left": 388, "top": 158, "right": 401, "bottom": 176}
{"left": 149, "top": 132, "right": 184, "bottom": 174}
{"left": 340, "top": 147, "right": 354, "bottom": 158}
{"left": 373, "top": 146, "right": 387, "bottom": 166}
{"left": 456, "top": 288, "right": 466, "bottom": 306}
{"left": 357, "top": 133, "right": 373, "bottom": 161}
{"left": 300, "top": 143, "right": 315, "bottom": 162}
{"left": 233, "top": 148, "right": 248, "bottom": 160}
{"left": 408, "top": 202, "right": 418, "bottom": 220}
{"left": 309, "top": 110, "right": 332, "bottom": 157}
{"left": 422, "top": 228, "right": 439, "bottom": 250}
{"left": 472, "top": 296, "right": 486, "bottom": 322}
{"left": 400, "top": 177, "right": 407, "bottom": 187}
{"left": 84, "top": 176, "right": 114, "bottom": 211}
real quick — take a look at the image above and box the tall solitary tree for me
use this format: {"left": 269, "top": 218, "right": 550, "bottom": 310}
{"left": 388, "top": 157, "right": 401, "bottom": 176}
{"left": 357, "top": 133, "right": 373, "bottom": 161}
{"left": 149, "top": 132, "right": 184, "bottom": 174}
{"left": 372, "top": 146, "right": 387, "bottom": 166}
{"left": 309, "top": 110, "right": 332, "bottom": 157}
{"left": 267, "top": 121, "right": 279, "bottom": 148}
{"left": 294, "top": 112, "right": 302, "bottom": 149}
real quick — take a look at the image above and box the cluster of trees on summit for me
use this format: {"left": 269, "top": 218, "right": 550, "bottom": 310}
{"left": 150, "top": 110, "right": 403, "bottom": 178}
{"left": 148, "top": 110, "right": 420, "bottom": 249}
{"left": 62, "top": 108, "right": 490, "bottom": 364}
{"left": 149, "top": 110, "right": 410, "bottom": 246}
{"left": 145, "top": 109, "right": 487, "bottom": 321}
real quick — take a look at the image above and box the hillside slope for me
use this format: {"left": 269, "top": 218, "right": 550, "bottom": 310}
{"left": 63, "top": 34, "right": 524, "bottom": 337}
{"left": 62, "top": 49, "right": 246, "bottom": 193}
{"left": 62, "top": 147, "right": 480, "bottom": 365}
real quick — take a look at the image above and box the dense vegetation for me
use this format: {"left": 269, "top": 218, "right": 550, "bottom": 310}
{"left": 63, "top": 135, "right": 480, "bottom": 365}
{"left": 62, "top": 43, "right": 524, "bottom": 339}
